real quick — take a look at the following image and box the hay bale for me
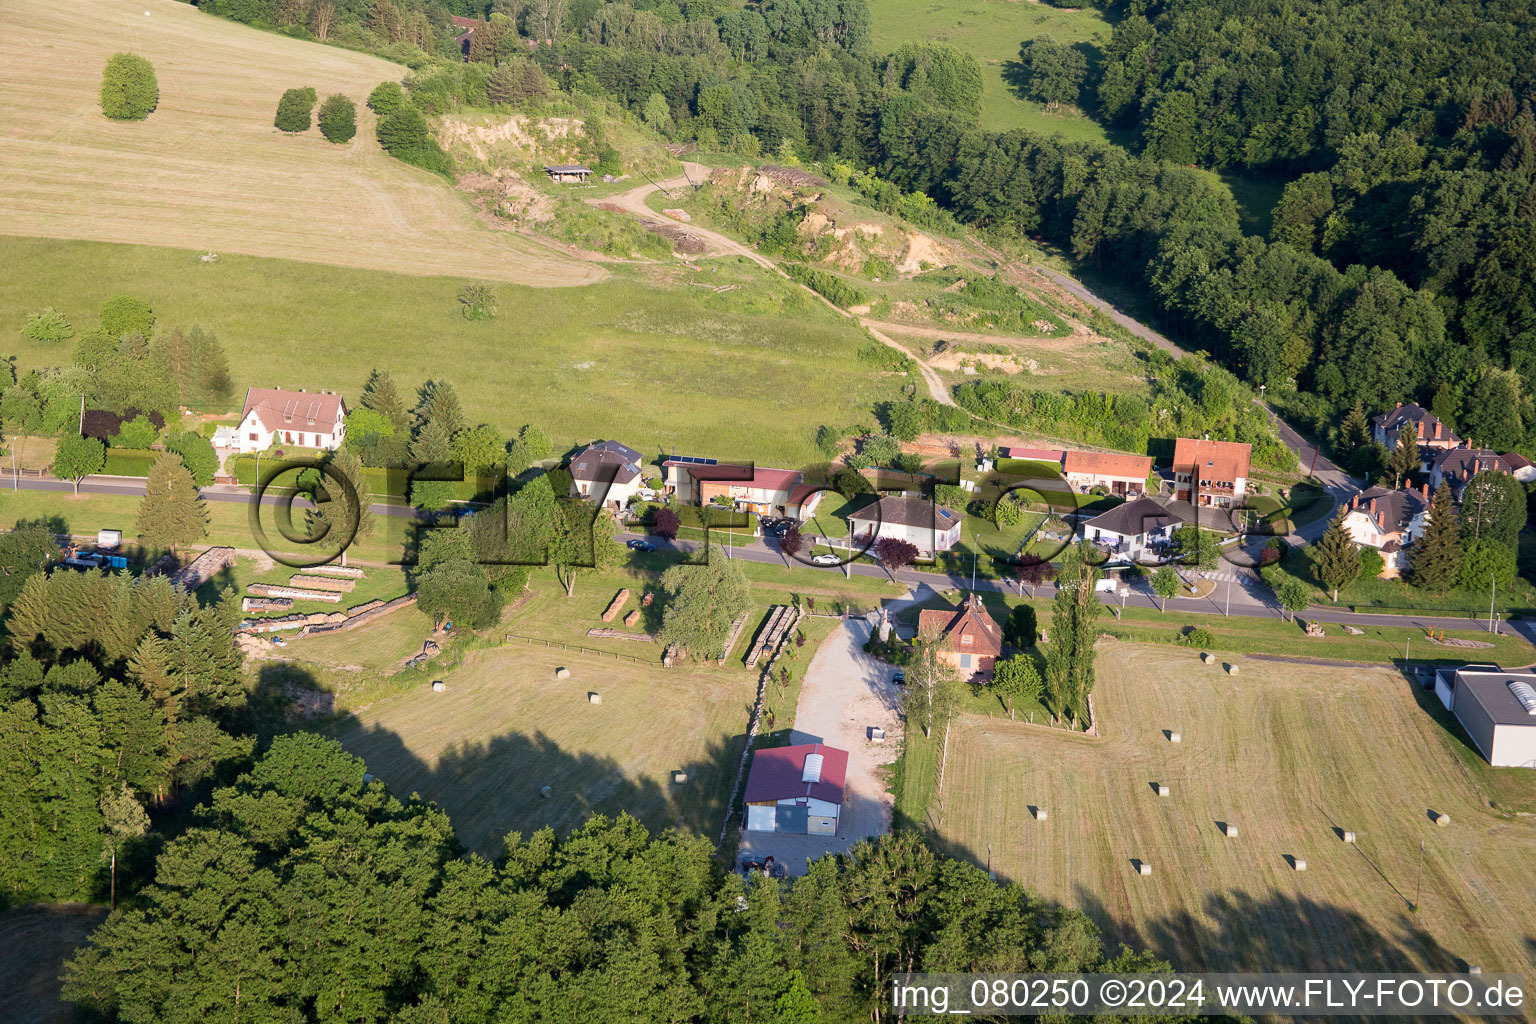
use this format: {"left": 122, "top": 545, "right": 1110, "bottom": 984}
{"left": 1034, "top": 807, "right": 1047, "bottom": 821}
{"left": 673, "top": 771, "right": 688, "bottom": 784}
{"left": 1156, "top": 782, "right": 1170, "bottom": 797}
{"left": 431, "top": 680, "right": 446, "bottom": 693}
{"left": 623, "top": 609, "right": 640, "bottom": 628}
{"left": 602, "top": 588, "right": 631, "bottom": 622}
{"left": 1342, "top": 830, "right": 1356, "bottom": 844}
{"left": 1201, "top": 652, "right": 1215, "bottom": 665}
{"left": 1435, "top": 812, "right": 1451, "bottom": 827}
{"left": 1223, "top": 822, "right": 1238, "bottom": 838}
{"left": 540, "top": 786, "right": 553, "bottom": 798}
{"left": 587, "top": 691, "right": 602, "bottom": 704}
{"left": 1168, "top": 730, "right": 1182, "bottom": 743}
{"left": 1293, "top": 857, "right": 1307, "bottom": 871}
{"left": 1226, "top": 663, "right": 1240, "bottom": 676}
{"left": 556, "top": 667, "right": 571, "bottom": 679}
{"left": 1137, "top": 861, "right": 1152, "bottom": 876}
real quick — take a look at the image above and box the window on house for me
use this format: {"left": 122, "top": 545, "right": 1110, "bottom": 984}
{"left": 961, "top": 632, "right": 973, "bottom": 644}
{"left": 248, "top": 433, "right": 258, "bottom": 441}
{"left": 960, "top": 654, "right": 972, "bottom": 669}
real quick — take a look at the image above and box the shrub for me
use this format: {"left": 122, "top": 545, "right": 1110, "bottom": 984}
{"left": 653, "top": 506, "right": 680, "bottom": 541}
{"left": 275, "top": 88, "right": 316, "bottom": 133}
{"left": 860, "top": 433, "right": 901, "bottom": 467}
{"left": 100, "top": 53, "right": 158, "bottom": 121}
{"left": 376, "top": 105, "right": 454, "bottom": 177}
{"left": 367, "top": 81, "right": 407, "bottom": 117}
{"left": 856, "top": 339, "right": 915, "bottom": 374}
{"left": 458, "top": 283, "right": 497, "bottom": 321}
{"left": 785, "top": 264, "right": 867, "bottom": 308}
{"left": 317, "top": 94, "right": 357, "bottom": 143}
{"left": 21, "top": 308, "right": 73, "bottom": 344}
{"left": 1180, "top": 626, "right": 1214, "bottom": 648}
{"left": 100, "top": 296, "right": 154, "bottom": 337}
{"left": 109, "top": 415, "right": 159, "bottom": 450}
{"left": 1356, "top": 546, "right": 1384, "bottom": 580}
{"left": 167, "top": 431, "right": 219, "bottom": 488}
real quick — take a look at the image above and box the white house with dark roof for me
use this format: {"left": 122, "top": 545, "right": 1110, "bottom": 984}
{"left": 235, "top": 387, "right": 347, "bottom": 454}
{"left": 1082, "top": 496, "right": 1195, "bottom": 559}
{"left": 1372, "top": 402, "right": 1460, "bottom": 456}
{"left": 1433, "top": 666, "right": 1536, "bottom": 768}
{"left": 846, "top": 495, "right": 962, "bottom": 556}
{"left": 1341, "top": 484, "right": 1430, "bottom": 577}
{"left": 1428, "top": 447, "right": 1527, "bottom": 499}
{"left": 569, "top": 440, "right": 645, "bottom": 510}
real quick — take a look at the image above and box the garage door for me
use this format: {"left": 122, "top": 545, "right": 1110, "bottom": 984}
{"left": 775, "top": 804, "right": 807, "bottom": 834}
{"left": 746, "top": 805, "right": 776, "bottom": 832}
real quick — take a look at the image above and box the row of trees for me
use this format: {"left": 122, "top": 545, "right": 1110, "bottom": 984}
{"left": 275, "top": 86, "right": 358, "bottom": 143}
{"left": 62, "top": 732, "right": 1190, "bottom": 1022}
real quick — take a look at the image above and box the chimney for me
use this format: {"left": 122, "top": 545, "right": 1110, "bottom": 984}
{"left": 1421, "top": 482, "right": 1429, "bottom": 499}
{"left": 1395, "top": 401, "right": 1402, "bottom": 409}
{"left": 1368, "top": 498, "right": 1376, "bottom": 514}
{"left": 1433, "top": 421, "right": 1441, "bottom": 440}
{"left": 1417, "top": 421, "right": 1424, "bottom": 439}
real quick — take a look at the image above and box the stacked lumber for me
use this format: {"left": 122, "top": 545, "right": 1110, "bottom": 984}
{"left": 746, "top": 606, "right": 794, "bottom": 667}
{"left": 289, "top": 574, "right": 356, "bottom": 592}
{"left": 602, "top": 588, "right": 631, "bottom": 622}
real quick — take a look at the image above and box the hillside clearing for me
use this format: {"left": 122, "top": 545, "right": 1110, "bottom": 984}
{"left": 0, "top": 0, "right": 598, "bottom": 286}
{"left": 928, "top": 644, "right": 1536, "bottom": 973}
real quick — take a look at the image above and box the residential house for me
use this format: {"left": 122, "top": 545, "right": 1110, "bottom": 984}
{"left": 846, "top": 495, "right": 962, "bottom": 556}
{"left": 917, "top": 593, "right": 1005, "bottom": 682}
{"left": 1082, "top": 496, "right": 1195, "bottom": 559}
{"left": 743, "top": 742, "right": 848, "bottom": 834}
{"left": 1172, "top": 438, "right": 1251, "bottom": 508}
{"left": 1428, "top": 447, "right": 1527, "bottom": 499}
{"left": 1061, "top": 450, "right": 1154, "bottom": 496}
{"left": 450, "top": 15, "right": 479, "bottom": 56}
{"left": 569, "top": 440, "right": 645, "bottom": 510}
{"left": 1341, "top": 484, "right": 1430, "bottom": 577}
{"left": 235, "top": 387, "right": 347, "bottom": 454}
{"left": 668, "top": 461, "right": 824, "bottom": 519}
{"left": 1372, "top": 402, "right": 1460, "bottom": 457}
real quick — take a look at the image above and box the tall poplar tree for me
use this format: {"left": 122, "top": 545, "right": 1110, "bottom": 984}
{"left": 1044, "top": 543, "right": 1100, "bottom": 726}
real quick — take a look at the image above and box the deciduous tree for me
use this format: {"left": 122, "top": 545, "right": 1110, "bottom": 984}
{"left": 53, "top": 434, "right": 105, "bottom": 494}
{"left": 100, "top": 54, "right": 158, "bottom": 121}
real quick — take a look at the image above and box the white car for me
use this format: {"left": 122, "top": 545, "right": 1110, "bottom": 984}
{"left": 811, "top": 553, "right": 841, "bottom": 566}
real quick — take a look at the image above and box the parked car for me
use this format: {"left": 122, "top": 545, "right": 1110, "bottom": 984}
{"left": 811, "top": 552, "right": 841, "bottom": 566}
{"left": 774, "top": 521, "right": 795, "bottom": 536}
{"left": 892, "top": 670, "right": 905, "bottom": 686}
{"left": 626, "top": 539, "right": 655, "bottom": 552}
{"left": 758, "top": 516, "right": 779, "bottom": 528}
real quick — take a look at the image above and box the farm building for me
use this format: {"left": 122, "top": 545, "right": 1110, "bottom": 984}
{"left": 1171, "top": 437, "right": 1251, "bottom": 508}
{"left": 847, "top": 495, "right": 962, "bottom": 556}
{"left": 1434, "top": 666, "right": 1536, "bottom": 768}
{"left": 1061, "top": 450, "right": 1154, "bottom": 496}
{"left": 235, "top": 387, "right": 347, "bottom": 454}
{"left": 917, "top": 592, "right": 1005, "bottom": 682}
{"left": 743, "top": 743, "right": 848, "bottom": 835}
{"left": 544, "top": 164, "right": 592, "bottom": 183}
{"left": 569, "top": 440, "right": 645, "bottom": 510}
{"left": 1082, "top": 496, "right": 1195, "bottom": 559}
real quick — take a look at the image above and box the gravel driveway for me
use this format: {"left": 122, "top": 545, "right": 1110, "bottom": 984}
{"left": 737, "top": 611, "right": 905, "bottom": 875}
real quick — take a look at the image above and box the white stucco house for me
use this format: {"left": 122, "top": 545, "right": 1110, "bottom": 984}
{"left": 235, "top": 388, "right": 347, "bottom": 454}
{"left": 1341, "top": 485, "right": 1430, "bottom": 577}
{"left": 846, "top": 495, "right": 962, "bottom": 557}
{"left": 1082, "top": 496, "right": 1195, "bottom": 559}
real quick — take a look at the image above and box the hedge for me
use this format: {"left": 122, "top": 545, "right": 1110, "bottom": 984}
{"left": 100, "top": 448, "right": 161, "bottom": 477}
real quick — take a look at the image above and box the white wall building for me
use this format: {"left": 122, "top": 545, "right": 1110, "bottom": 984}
{"left": 235, "top": 388, "right": 347, "bottom": 454}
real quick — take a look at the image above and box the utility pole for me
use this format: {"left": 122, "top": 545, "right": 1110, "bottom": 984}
{"left": 1489, "top": 572, "right": 1496, "bottom": 633}
{"left": 1225, "top": 574, "right": 1231, "bottom": 617}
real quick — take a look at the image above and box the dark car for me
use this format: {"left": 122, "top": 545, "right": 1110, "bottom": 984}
{"left": 626, "top": 539, "right": 655, "bottom": 552}
{"left": 758, "top": 516, "right": 779, "bottom": 529}
{"left": 892, "top": 670, "right": 905, "bottom": 686}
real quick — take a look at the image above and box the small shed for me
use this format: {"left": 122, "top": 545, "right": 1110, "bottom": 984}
{"left": 544, "top": 164, "right": 593, "bottom": 183}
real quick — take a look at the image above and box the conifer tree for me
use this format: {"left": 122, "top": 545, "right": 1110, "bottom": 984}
{"left": 1337, "top": 399, "right": 1371, "bottom": 459}
{"left": 1388, "top": 425, "right": 1419, "bottom": 486}
{"left": 417, "top": 380, "right": 466, "bottom": 438}
{"left": 136, "top": 454, "right": 209, "bottom": 555}
{"left": 314, "top": 448, "right": 375, "bottom": 563}
{"left": 1311, "top": 509, "right": 1362, "bottom": 601}
{"left": 1409, "top": 482, "right": 1461, "bottom": 591}
{"left": 362, "top": 370, "right": 410, "bottom": 434}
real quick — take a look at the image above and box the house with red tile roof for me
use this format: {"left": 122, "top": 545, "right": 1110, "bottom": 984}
{"left": 664, "top": 460, "right": 824, "bottom": 519}
{"left": 235, "top": 387, "right": 347, "bottom": 454}
{"left": 917, "top": 593, "right": 1004, "bottom": 681}
{"left": 743, "top": 742, "right": 848, "bottom": 835}
{"left": 1172, "top": 438, "right": 1251, "bottom": 508}
{"left": 1061, "top": 450, "right": 1154, "bottom": 496}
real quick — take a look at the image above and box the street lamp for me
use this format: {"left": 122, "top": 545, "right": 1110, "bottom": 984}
{"left": 1489, "top": 571, "right": 1497, "bottom": 634}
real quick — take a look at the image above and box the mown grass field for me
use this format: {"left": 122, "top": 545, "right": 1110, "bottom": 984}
{"left": 0, "top": 0, "right": 594, "bottom": 285}
{"left": 327, "top": 642, "right": 756, "bottom": 855}
{"left": 0, "top": 238, "right": 895, "bottom": 465}
{"left": 866, "top": 0, "right": 1116, "bottom": 142}
{"left": 927, "top": 644, "right": 1536, "bottom": 973}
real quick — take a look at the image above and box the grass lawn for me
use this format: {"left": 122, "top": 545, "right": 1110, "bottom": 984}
{"left": 325, "top": 642, "right": 756, "bottom": 855}
{"left": 866, "top": 0, "right": 1117, "bottom": 142}
{"left": 0, "top": 0, "right": 594, "bottom": 287}
{"left": 0, "top": 237, "right": 894, "bottom": 467}
{"left": 200, "top": 555, "right": 411, "bottom": 619}
{"left": 1280, "top": 543, "right": 1536, "bottom": 617}
{"left": 924, "top": 644, "right": 1536, "bottom": 973}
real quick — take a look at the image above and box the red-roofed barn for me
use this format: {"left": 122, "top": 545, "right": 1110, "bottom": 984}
{"left": 743, "top": 742, "right": 848, "bottom": 835}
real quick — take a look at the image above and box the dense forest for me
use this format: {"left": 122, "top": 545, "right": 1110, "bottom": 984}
{"left": 191, "top": 0, "right": 1536, "bottom": 455}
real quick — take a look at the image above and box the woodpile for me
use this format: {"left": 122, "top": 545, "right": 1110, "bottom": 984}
{"left": 624, "top": 609, "right": 640, "bottom": 628}
{"left": 304, "top": 564, "right": 365, "bottom": 578}
{"left": 586, "top": 628, "right": 654, "bottom": 642}
{"left": 746, "top": 606, "right": 796, "bottom": 667}
{"left": 169, "top": 547, "right": 236, "bottom": 590}
{"left": 602, "top": 588, "right": 631, "bottom": 622}
{"left": 289, "top": 574, "right": 356, "bottom": 592}
{"left": 247, "top": 583, "right": 341, "bottom": 603}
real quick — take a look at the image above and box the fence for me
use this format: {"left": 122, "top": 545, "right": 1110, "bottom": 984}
{"left": 503, "top": 633, "right": 646, "bottom": 664}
